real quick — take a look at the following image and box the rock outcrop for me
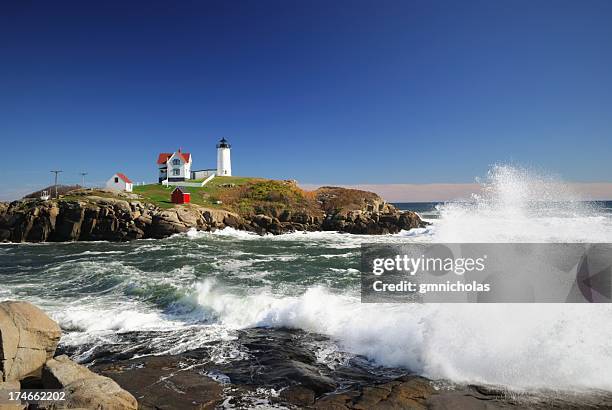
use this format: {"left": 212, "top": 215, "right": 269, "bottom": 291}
{"left": 43, "top": 355, "right": 137, "bottom": 410}
{"left": 0, "top": 185, "right": 426, "bottom": 242}
{"left": 316, "top": 186, "right": 424, "bottom": 234}
{"left": 87, "top": 327, "right": 612, "bottom": 410}
{"left": 0, "top": 301, "right": 136, "bottom": 409}
{"left": 0, "top": 301, "right": 61, "bottom": 382}
{"left": 92, "top": 355, "right": 223, "bottom": 410}
{"left": 314, "top": 375, "right": 435, "bottom": 409}
{"left": 0, "top": 197, "right": 243, "bottom": 243}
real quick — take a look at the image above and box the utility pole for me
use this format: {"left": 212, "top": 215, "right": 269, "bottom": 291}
{"left": 50, "top": 170, "right": 63, "bottom": 198}
{"left": 79, "top": 172, "right": 88, "bottom": 188}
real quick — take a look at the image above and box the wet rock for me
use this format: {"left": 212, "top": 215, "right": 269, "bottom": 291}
{"left": 67, "top": 327, "right": 612, "bottom": 410}
{"left": 279, "top": 385, "right": 316, "bottom": 406}
{"left": 88, "top": 328, "right": 341, "bottom": 408}
{"left": 94, "top": 354, "right": 222, "bottom": 409}
{"left": 313, "top": 376, "right": 434, "bottom": 410}
{"left": 221, "top": 328, "right": 336, "bottom": 396}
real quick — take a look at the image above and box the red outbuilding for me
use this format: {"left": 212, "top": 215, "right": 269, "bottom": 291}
{"left": 171, "top": 187, "right": 191, "bottom": 204}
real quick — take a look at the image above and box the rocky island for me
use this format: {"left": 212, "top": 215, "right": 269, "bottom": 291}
{"left": 0, "top": 177, "right": 425, "bottom": 242}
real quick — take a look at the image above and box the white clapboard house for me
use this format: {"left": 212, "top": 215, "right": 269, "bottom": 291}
{"left": 106, "top": 173, "right": 133, "bottom": 192}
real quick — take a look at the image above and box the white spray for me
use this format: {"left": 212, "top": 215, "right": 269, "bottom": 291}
{"left": 192, "top": 165, "right": 612, "bottom": 391}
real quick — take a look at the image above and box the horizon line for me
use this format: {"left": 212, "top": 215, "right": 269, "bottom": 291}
{"left": 299, "top": 182, "right": 612, "bottom": 202}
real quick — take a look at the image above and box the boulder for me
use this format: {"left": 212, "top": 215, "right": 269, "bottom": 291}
{"left": 223, "top": 214, "right": 242, "bottom": 228}
{"left": 201, "top": 209, "right": 233, "bottom": 227}
{"left": 175, "top": 207, "right": 200, "bottom": 226}
{"left": 0, "top": 302, "right": 61, "bottom": 382}
{"left": 42, "top": 355, "right": 137, "bottom": 410}
{"left": 149, "top": 210, "right": 190, "bottom": 238}
{"left": 253, "top": 214, "right": 274, "bottom": 228}
{"left": 398, "top": 211, "right": 424, "bottom": 231}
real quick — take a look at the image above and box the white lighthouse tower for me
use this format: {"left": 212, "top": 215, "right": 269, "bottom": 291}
{"left": 216, "top": 137, "right": 232, "bottom": 176}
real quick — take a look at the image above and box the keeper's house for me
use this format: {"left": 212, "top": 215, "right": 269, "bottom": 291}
{"left": 157, "top": 149, "right": 192, "bottom": 183}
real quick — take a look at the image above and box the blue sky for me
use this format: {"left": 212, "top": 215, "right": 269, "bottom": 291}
{"left": 1, "top": 0, "right": 612, "bottom": 200}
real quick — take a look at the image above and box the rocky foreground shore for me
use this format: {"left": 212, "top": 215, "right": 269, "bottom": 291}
{"left": 0, "top": 301, "right": 136, "bottom": 409}
{"left": 0, "top": 185, "right": 425, "bottom": 243}
{"left": 3, "top": 301, "right": 612, "bottom": 409}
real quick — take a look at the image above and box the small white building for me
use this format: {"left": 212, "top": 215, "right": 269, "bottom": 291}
{"left": 191, "top": 168, "right": 216, "bottom": 180}
{"left": 216, "top": 138, "right": 232, "bottom": 176}
{"left": 157, "top": 149, "right": 192, "bottom": 183}
{"left": 106, "top": 173, "right": 133, "bottom": 192}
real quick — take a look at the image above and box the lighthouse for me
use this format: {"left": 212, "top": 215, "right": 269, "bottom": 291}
{"left": 216, "top": 137, "right": 232, "bottom": 176}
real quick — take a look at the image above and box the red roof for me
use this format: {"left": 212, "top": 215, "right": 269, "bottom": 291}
{"left": 157, "top": 151, "right": 191, "bottom": 164}
{"left": 116, "top": 173, "right": 132, "bottom": 183}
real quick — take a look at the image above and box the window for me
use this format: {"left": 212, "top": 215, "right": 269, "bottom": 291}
{"left": 114, "top": 177, "right": 119, "bottom": 183}
{"left": 173, "top": 169, "right": 180, "bottom": 176}
{"left": 173, "top": 158, "right": 180, "bottom": 165}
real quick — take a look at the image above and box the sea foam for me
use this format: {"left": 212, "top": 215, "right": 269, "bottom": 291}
{"left": 189, "top": 165, "right": 612, "bottom": 391}
{"left": 12, "top": 165, "right": 612, "bottom": 392}
{"left": 189, "top": 278, "right": 612, "bottom": 391}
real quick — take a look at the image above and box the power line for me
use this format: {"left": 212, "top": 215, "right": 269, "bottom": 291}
{"left": 79, "top": 172, "right": 88, "bottom": 188}
{"left": 50, "top": 170, "right": 63, "bottom": 199}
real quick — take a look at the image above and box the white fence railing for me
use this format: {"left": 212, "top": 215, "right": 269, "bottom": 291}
{"left": 201, "top": 173, "right": 216, "bottom": 186}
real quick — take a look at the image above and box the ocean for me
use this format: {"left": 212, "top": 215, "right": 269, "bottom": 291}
{"left": 2, "top": 165, "right": 612, "bottom": 399}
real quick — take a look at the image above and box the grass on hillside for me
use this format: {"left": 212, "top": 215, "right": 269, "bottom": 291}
{"left": 132, "top": 176, "right": 321, "bottom": 217}
{"left": 217, "top": 179, "right": 319, "bottom": 216}
{"left": 132, "top": 176, "right": 262, "bottom": 209}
